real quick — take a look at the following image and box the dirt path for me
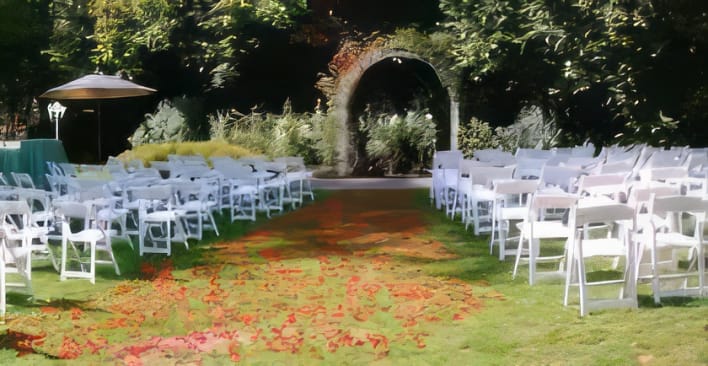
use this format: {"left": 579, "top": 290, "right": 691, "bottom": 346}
{"left": 1, "top": 190, "right": 500, "bottom": 364}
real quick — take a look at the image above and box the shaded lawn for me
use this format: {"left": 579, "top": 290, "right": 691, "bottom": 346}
{"left": 0, "top": 189, "right": 706, "bottom": 365}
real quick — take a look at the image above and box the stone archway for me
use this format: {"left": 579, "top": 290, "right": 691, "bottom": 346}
{"left": 327, "top": 48, "right": 459, "bottom": 175}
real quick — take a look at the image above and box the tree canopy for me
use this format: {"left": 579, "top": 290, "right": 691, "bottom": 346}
{"left": 0, "top": 0, "right": 706, "bottom": 147}
{"left": 441, "top": 0, "right": 708, "bottom": 146}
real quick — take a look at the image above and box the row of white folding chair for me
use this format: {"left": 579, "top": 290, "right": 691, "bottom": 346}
{"left": 1, "top": 188, "right": 57, "bottom": 269}
{"left": 554, "top": 144, "right": 596, "bottom": 158}
{"left": 66, "top": 177, "right": 218, "bottom": 256}
{"left": 532, "top": 185, "right": 706, "bottom": 314}
{"left": 515, "top": 145, "right": 595, "bottom": 159}
{"left": 507, "top": 188, "right": 636, "bottom": 315}
{"left": 0, "top": 196, "right": 120, "bottom": 295}
{"left": 443, "top": 157, "right": 586, "bottom": 237}
{"left": 231, "top": 157, "right": 315, "bottom": 215}
{"left": 446, "top": 159, "right": 487, "bottom": 218}
{"left": 492, "top": 174, "right": 625, "bottom": 263}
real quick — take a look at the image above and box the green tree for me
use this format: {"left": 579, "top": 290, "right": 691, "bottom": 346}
{"left": 0, "top": 0, "right": 52, "bottom": 132}
{"left": 87, "top": 0, "right": 308, "bottom": 86}
{"left": 45, "top": 0, "right": 95, "bottom": 76}
{"left": 88, "top": 0, "right": 176, "bottom": 73}
{"left": 441, "top": 0, "right": 708, "bottom": 147}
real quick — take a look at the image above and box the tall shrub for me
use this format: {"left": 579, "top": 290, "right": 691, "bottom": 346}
{"left": 363, "top": 110, "right": 436, "bottom": 174}
{"left": 130, "top": 99, "right": 187, "bottom": 146}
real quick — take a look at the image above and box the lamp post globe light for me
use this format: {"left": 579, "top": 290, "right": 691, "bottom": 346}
{"left": 47, "top": 101, "right": 67, "bottom": 140}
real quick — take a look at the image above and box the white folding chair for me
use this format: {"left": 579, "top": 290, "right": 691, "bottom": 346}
{"left": 0, "top": 201, "right": 34, "bottom": 301}
{"left": 539, "top": 165, "right": 584, "bottom": 193}
{"left": 459, "top": 166, "right": 515, "bottom": 234}
{"left": 83, "top": 186, "right": 134, "bottom": 251}
{"left": 430, "top": 150, "right": 462, "bottom": 210}
{"left": 274, "top": 156, "right": 315, "bottom": 206}
{"left": 15, "top": 189, "right": 58, "bottom": 270}
{"left": 489, "top": 179, "right": 539, "bottom": 260}
{"left": 53, "top": 201, "right": 120, "bottom": 284}
{"left": 564, "top": 201, "right": 638, "bottom": 316}
{"left": 129, "top": 185, "right": 189, "bottom": 256}
{"left": 577, "top": 173, "right": 628, "bottom": 202}
{"left": 173, "top": 180, "right": 220, "bottom": 241}
{"left": 10, "top": 172, "right": 35, "bottom": 189}
{"left": 512, "top": 157, "right": 547, "bottom": 180}
{"left": 513, "top": 191, "right": 579, "bottom": 285}
{"left": 0, "top": 173, "right": 10, "bottom": 187}
{"left": 640, "top": 194, "right": 707, "bottom": 304}
{"left": 213, "top": 162, "right": 260, "bottom": 222}
{"left": 638, "top": 166, "right": 688, "bottom": 186}
{"left": 259, "top": 162, "right": 288, "bottom": 217}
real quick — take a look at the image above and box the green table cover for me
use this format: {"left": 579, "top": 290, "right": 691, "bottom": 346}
{"left": 0, "top": 139, "right": 69, "bottom": 190}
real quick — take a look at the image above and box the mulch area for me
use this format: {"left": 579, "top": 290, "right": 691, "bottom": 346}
{"left": 1, "top": 190, "right": 503, "bottom": 364}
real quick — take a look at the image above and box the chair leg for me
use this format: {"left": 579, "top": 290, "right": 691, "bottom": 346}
{"left": 89, "top": 241, "right": 96, "bottom": 285}
{"left": 528, "top": 238, "right": 536, "bottom": 285}
{"left": 489, "top": 214, "right": 497, "bottom": 255}
{"left": 498, "top": 226, "right": 507, "bottom": 261}
{"left": 512, "top": 235, "right": 524, "bottom": 279}
{"left": 207, "top": 211, "right": 219, "bottom": 236}
{"left": 472, "top": 201, "right": 480, "bottom": 236}
{"left": 1, "top": 258, "right": 6, "bottom": 323}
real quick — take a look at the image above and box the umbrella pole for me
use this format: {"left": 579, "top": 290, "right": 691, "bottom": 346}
{"left": 97, "top": 102, "right": 102, "bottom": 163}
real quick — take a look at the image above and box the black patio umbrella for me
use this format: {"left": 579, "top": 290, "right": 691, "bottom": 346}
{"left": 39, "top": 74, "right": 156, "bottom": 161}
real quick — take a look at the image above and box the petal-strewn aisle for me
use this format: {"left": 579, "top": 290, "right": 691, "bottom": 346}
{"left": 1, "top": 190, "right": 503, "bottom": 364}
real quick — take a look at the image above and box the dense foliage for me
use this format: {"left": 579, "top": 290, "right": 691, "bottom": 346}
{"left": 1, "top": 0, "right": 707, "bottom": 160}
{"left": 198, "top": 100, "right": 337, "bottom": 166}
{"left": 362, "top": 110, "right": 437, "bottom": 175}
{"left": 441, "top": 0, "right": 708, "bottom": 147}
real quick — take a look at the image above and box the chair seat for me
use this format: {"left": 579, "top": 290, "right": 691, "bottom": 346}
{"left": 517, "top": 221, "right": 570, "bottom": 238}
{"left": 67, "top": 228, "right": 104, "bottom": 242}
{"left": 232, "top": 185, "right": 257, "bottom": 195}
{"left": 178, "top": 201, "right": 206, "bottom": 211}
{"left": 96, "top": 208, "right": 129, "bottom": 221}
{"left": 144, "top": 210, "right": 186, "bottom": 221}
{"left": 5, "top": 245, "right": 30, "bottom": 259}
{"left": 499, "top": 206, "right": 527, "bottom": 220}
{"left": 286, "top": 171, "right": 310, "bottom": 180}
{"left": 467, "top": 187, "right": 496, "bottom": 201}
{"left": 655, "top": 232, "right": 701, "bottom": 247}
{"left": 579, "top": 238, "right": 625, "bottom": 257}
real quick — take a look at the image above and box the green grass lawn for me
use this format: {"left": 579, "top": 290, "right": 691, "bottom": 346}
{"left": 1, "top": 189, "right": 706, "bottom": 365}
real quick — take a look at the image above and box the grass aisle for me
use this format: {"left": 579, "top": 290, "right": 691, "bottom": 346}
{"left": 1, "top": 189, "right": 706, "bottom": 365}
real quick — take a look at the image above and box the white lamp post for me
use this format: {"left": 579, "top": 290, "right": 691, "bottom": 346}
{"left": 47, "top": 101, "right": 67, "bottom": 140}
